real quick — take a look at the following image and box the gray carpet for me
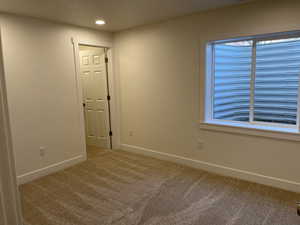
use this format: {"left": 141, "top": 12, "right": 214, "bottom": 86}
{"left": 20, "top": 147, "right": 300, "bottom": 225}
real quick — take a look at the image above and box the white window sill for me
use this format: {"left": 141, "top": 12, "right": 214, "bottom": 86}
{"left": 200, "top": 120, "right": 300, "bottom": 142}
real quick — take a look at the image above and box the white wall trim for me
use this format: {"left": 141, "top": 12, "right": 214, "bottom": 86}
{"left": 106, "top": 48, "right": 121, "bottom": 149}
{"left": 75, "top": 40, "right": 113, "bottom": 48}
{"left": 71, "top": 37, "right": 88, "bottom": 159}
{"left": 200, "top": 121, "right": 300, "bottom": 142}
{"left": 17, "top": 155, "right": 86, "bottom": 185}
{"left": 121, "top": 144, "right": 300, "bottom": 193}
{"left": 0, "top": 28, "right": 23, "bottom": 225}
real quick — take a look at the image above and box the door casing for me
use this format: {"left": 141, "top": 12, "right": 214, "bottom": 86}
{"left": 0, "top": 29, "right": 23, "bottom": 225}
{"left": 71, "top": 38, "right": 120, "bottom": 151}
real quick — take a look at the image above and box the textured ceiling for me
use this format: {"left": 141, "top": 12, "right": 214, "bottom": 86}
{"left": 0, "top": 0, "right": 254, "bottom": 31}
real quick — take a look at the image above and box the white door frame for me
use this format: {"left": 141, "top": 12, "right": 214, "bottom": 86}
{"left": 71, "top": 38, "right": 120, "bottom": 150}
{"left": 0, "top": 30, "right": 23, "bottom": 225}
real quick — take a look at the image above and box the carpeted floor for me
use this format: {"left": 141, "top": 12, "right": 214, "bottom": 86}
{"left": 20, "top": 146, "right": 300, "bottom": 225}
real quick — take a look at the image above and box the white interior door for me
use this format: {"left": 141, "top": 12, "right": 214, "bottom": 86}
{"left": 79, "top": 47, "right": 110, "bottom": 148}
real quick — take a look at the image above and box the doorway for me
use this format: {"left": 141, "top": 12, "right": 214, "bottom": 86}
{"left": 78, "top": 45, "right": 113, "bottom": 149}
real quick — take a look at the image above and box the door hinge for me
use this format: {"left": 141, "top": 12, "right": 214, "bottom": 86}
{"left": 107, "top": 95, "right": 111, "bottom": 101}
{"left": 105, "top": 57, "right": 108, "bottom": 63}
{"left": 109, "top": 131, "right": 113, "bottom": 136}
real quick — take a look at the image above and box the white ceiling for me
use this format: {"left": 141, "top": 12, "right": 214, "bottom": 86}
{"left": 0, "top": 0, "right": 253, "bottom": 32}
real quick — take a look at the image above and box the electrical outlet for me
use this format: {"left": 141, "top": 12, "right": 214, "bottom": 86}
{"left": 39, "top": 147, "right": 46, "bottom": 157}
{"left": 197, "top": 140, "right": 204, "bottom": 150}
{"left": 129, "top": 131, "right": 134, "bottom": 137}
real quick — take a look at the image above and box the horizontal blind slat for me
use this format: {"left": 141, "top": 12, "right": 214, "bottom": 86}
{"left": 213, "top": 44, "right": 252, "bottom": 121}
{"left": 254, "top": 39, "right": 300, "bottom": 125}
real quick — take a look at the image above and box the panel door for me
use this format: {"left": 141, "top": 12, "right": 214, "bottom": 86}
{"left": 79, "top": 48, "right": 110, "bottom": 148}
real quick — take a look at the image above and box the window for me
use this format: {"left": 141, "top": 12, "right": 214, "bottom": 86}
{"left": 205, "top": 32, "right": 300, "bottom": 132}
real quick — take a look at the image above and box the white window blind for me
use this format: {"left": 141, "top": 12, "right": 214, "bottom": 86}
{"left": 254, "top": 39, "right": 300, "bottom": 125}
{"left": 213, "top": 41, "right": 252, "bottom": 122}
{"left": 208, "top": 33, "right": 300, "bottom": 128}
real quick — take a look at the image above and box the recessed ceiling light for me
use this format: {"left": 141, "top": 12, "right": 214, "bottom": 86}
{"left": 95, "top": 19, "right": 106, "bottom": 25}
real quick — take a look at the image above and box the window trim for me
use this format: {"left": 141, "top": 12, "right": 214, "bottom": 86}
{"left": 200, "top": 120, "right": 300, "bottom": 142}
{"left": 204, "top": 31, "right": 300, "bottom": 135}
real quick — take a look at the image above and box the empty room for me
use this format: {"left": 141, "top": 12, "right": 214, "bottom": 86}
{"left": 1, "top": 0, "right": 300, "bottom": 224}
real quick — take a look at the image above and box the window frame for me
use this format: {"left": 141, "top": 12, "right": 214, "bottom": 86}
{"left": 204, "top": 31, "right": 300, "bottom": 133}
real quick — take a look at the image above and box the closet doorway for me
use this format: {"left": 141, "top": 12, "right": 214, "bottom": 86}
{"left": 78, "top": 45, "right": 112, "bottom": 149}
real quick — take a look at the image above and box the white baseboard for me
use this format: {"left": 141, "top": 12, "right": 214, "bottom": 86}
{"left": 17, "top": 155, "right": 86, "bottom": 185}
{"left": 121, "top": 144, "right": 300, "bottom": 193}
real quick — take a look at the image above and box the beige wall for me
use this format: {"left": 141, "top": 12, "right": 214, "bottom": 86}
{"left": 0, "top": 13, "right": 112, "bottom": 178}
{"left": 114, "top": 0, "right": 300, "bottom": 186}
